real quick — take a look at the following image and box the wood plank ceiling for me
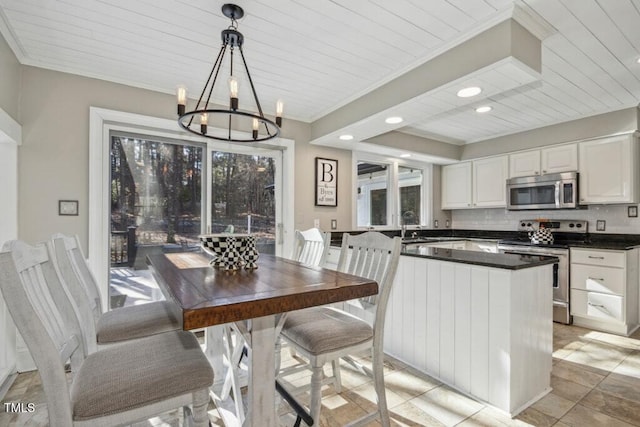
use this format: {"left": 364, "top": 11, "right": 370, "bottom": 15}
{"left": 0, "top": 0, "right": 639, "bottom": 145}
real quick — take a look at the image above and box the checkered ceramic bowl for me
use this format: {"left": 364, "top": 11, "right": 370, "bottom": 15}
{"left": 199, "top": 234, "right": 251, "bottom": 269}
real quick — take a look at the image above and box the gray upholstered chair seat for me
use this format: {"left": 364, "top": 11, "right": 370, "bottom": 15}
{"left": 96, "top": 301, "right": 181, "bottom": 344}
{"left": 71, "top": 330, "right": 212, "bottom": 421}
{"left": 281, "top": 307, "right": 373, "bottom": 356}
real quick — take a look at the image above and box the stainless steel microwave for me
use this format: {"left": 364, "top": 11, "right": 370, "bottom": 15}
{"left": 507, "top": 171, "right": 580, "bottom": 210}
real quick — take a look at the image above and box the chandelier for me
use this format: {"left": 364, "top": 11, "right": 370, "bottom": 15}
{"left": 176, "top": 4, "right": 282, "bottom": 142}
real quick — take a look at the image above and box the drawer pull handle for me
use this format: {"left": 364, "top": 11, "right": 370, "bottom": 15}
{"left": 588, "top": 302, "right": 609, "bottom": 312}
{"left": 588, "top": 256, "right": 605, "bottom": 259}
{"left": 588, "top": 277, "right": 604, "bottom": 281}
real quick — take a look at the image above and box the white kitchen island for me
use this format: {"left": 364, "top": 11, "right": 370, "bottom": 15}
{"left": 383, "top": 247, "right": 555, "bottom": 416}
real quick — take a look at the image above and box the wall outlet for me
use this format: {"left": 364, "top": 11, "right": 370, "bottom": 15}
{"left": 313, "top": 219, "right": 320, "bottom": 229}
{"left": 596, "top": 220, "right": 606, "bottom": 231}
{"left": 434, "top": 219, "right": 439, "bottom": 228}
{"left": 445, "top": 219, "right": 450, "bottom": 228}
{"left": 331, "top": 219, "right": 337, "bottom": 230}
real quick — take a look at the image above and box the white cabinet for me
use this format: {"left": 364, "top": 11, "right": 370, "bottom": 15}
{"left": 509, "top": 150, "right": 540, "bottom": 177}
{"left": 579, "top": 134, "right": 639, "bottom": 204}
{"left": 509, "top": 144, "right": 577, "bottom": 178}
{"left": 441, "top": 162, "right": 472, "bottom": 209}
{"left": 442, "top": 156, "right": 508, "bottom": 209}
{"left": 472, "top": 156, "right": 508, "bottom": 208}
{"left": 570, "top": 248, "right": 639, "bottom": 336}
{"left": 541, "top": 144, "right": 578, "bottom": 175}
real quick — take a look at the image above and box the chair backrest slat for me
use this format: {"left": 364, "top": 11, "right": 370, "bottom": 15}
{"left": 292, "top": 228, "right": 330, "bottom": 267}
{"left": 54, "top": 233, "right": 102, "bottom": 316}
{"left": 337, "top": 232, "right": 402, "bottom": 311}
{"left": 51, "top": 234, "right": 100, "bottom": 354}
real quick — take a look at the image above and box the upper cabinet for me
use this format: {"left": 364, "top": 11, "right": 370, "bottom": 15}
{"left": 509, "top": 144, "right": 578, "bottom": 178}
{"left": 442, "top": 156, "right": 508, "bottom": 209}
{"left": 541, "top": 144, "right": 578, "bottom": 175}
{"left": 441, "top": 162, "right": 472, "bottom": 209}
{"left": 579, "top": 134, "right": 639, "bottom": 204}
{"left": 473, "top": 156, "right": 509, "bottom": 208}
{"left": 509, "top": 150, "right": 540, "bottom": 177}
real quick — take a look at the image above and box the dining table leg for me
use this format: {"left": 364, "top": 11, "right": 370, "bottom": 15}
{"left": 245, "top": 315, "right": 277, "bottom": 427}
{"left": 206, "top": 325, "right": 245, "bottom": 427}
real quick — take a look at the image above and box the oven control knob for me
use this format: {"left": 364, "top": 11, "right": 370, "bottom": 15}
{"left": 576, "top": 223, "right": 582, "bottom": 228}
{"left": 569, "top": 223, "right": 575, "bottom": 228}
{"left": 521, "top": 222, "right": 526, "bottom": 227}
{"left": 527, "top": 222, "right": 532, "bottom": 227}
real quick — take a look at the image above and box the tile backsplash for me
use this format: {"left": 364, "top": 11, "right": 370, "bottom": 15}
{"left": 452, "top": 205, "right": 640, "bottom": 234}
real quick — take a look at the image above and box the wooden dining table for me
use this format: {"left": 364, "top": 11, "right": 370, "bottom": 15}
{"left": 147, "top": 251, "right": 378, "bottom": 427}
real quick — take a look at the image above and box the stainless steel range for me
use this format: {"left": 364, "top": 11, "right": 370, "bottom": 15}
{"left": 497, "top": 219, "right": 589, "bottom": 325}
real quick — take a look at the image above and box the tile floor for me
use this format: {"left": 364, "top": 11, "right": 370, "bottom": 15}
{"left": 2, "top": 323, "right": 640, "bottom": 426}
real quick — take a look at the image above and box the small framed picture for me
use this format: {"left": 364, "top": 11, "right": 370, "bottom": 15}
{"left": 59, "top": 200, "right": 79, "bottom": 216}
{"left": 629, "top": 206, "right": 638, "bottom": 218}
{"left": 315, "top": 157, "right": 338, "bottom": 207}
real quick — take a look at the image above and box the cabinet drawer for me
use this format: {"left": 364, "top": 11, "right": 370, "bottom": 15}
{"left": 571, "top": 264, "right": 625, "bottom": 295}
{"left": 571, "top": 249, "right": 625, "bottom": 268}
{"left": 571, "top": 289, "right": 624, "bottom": 322}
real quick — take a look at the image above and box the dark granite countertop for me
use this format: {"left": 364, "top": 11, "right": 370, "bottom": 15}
{"left": 330, "top": 230, "right": 640, "bottom": 251}
{"left": 401, "top": 246, "right": 558, "bottom": 270}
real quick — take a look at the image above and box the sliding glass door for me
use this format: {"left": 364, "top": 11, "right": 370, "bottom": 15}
{"left": 108, "top": 132, "right": 283, "bottom": 308}
{"left": 209, "top": 151, "right": 279, "bottom": 255}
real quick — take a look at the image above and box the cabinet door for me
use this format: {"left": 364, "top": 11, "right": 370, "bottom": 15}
{"left": 441, "top": 162, "right": 472, "bottom": 209}
{"left": 579, "top": 135, "right": 637, "bottom": 204}
{"left": 541, "top": 144, "right": 578, "bottom": 174}
{"left": 509, "top": 150, "right": 540, "bottom": 177}
{"left": 473, "top": 156, "right": 508, "bottom": 208}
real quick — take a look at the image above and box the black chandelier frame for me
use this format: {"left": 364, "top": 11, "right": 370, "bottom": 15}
{"left": 177, "top": 4, "right": 281, "bottom": 143}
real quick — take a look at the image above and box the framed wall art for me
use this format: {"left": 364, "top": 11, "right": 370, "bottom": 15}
{"left": 315, "top": 157, "right": 338, "bottom": 207}
{"left": 59, "top": 200, "right": 79, "bottom": 216}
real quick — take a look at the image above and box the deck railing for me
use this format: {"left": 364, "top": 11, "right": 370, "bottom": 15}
{"left": 110, "top": 226, "right": 136, "bottom": 267}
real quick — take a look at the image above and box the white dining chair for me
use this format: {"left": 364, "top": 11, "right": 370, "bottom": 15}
{"left": 291, "top": 227, "right": 330, "bottom": 267}
{"left": 50, "top": 233, "right": 181, "bottom": 354}
{"left": 279, "top": 231, "right": 401, "bottom": 426}
{"left": 0, "top": 240, "right": 213, "bottom": 427}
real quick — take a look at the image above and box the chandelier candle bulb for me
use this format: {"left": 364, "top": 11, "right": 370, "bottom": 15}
{"left": 176, "top": 85, "right": 187, "bottom": 116}
{"left": 276, "top": 99, "right": 284, "bottom": 127}
{"left": 229, "top": 76, "right": 239, "bottom": 110}
{"left": 200, "top": 113, "right": 208, "bottom": 134}
{"left": 252, "top": 118, "right": 259, "bottom": 140}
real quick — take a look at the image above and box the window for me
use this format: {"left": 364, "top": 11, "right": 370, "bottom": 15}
{"left": 354, "top": 156, "right": 429, "bottom": 229}
{"left": 356, "top": 162, "right": 390, "bottom": 227}
{"left": 398, "top": 166, "right": 422, "bottom": 226}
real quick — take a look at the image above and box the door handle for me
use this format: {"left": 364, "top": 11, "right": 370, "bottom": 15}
{"left": 588, "top": 277, "right": 604, "bottom": 281}
{"left": 588, "top": 256, "right": 604, "bottom": 259}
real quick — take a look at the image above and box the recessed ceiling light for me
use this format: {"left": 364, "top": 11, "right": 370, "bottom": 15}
{"left": 475, "top": 106, "right": 492, "bottom": 113}
{"left": 637, "top": 57, "right": 640, "bottom": 64}
{"left": 385, "top": 116, "right": 403, "bottom": 124}
{"left": 457, "top": 86, "right": 482, "bottom": 98}
{"left": 400, "top": 153, "right": 412, "bottom": 158}
{"left": 339, "top": 134, "right": 354, "bottom": 141}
